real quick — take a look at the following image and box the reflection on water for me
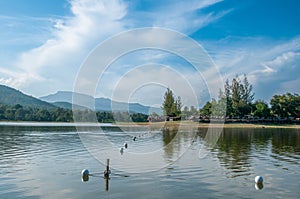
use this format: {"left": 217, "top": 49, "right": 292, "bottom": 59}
{"left": 0, "top": 124, "right": 299, "bottom": 199}
{"left": 162, "top": 129, "right": 178, "bottom": 161}
{"left": 214, "top": 129, "right": 254, "bottom": 178}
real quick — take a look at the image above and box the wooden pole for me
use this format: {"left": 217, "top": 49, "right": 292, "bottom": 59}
{"left": 104, "top": 159, "right": 110, "bottom": 191}
{"left": 104, "top": 158, "right": 110, "bottom": 178}
{"left": 106, "top": 159, "right": 109, "bottom": 174}
{"left": 105, "top": 176, "right": 109, "bottom": 191}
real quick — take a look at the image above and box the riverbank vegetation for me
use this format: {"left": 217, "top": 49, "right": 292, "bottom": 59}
{"left": 0, "top": 104, "right": 148, "bottom": 123}
{"left": 160, "top": 74, "right": 299, "bottom": 124}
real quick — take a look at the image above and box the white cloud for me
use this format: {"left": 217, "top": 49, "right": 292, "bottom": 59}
{"left": 1, "top": 0, "right": 127, "bottom": 96}
{"left": 206, "top": 36, "right": 300, "bottom": 101}
{"left": 263, "top": 51, "right": 300, "bottom": 69}
{"left": 134, "top": 0, "right": 229, "bottom": 34}
{"left": 0, "top": 0, "right": 231, "bottom": 105}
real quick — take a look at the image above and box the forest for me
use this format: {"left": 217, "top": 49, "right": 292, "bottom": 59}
{"left": 161, "top": 75, "right": 300, "bottom": 121}
{"left": 0, "top": 104, "right": 148, "bottom": 123}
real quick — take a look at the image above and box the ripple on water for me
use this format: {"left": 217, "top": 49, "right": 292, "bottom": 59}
{"left": 1, "top": 126, "right": 300, "bottom": 199}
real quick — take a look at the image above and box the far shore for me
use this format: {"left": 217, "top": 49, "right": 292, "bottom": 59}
{"left": 0, "top": 121, "right": 299, "bottom": 129}
{"left": 116, "top": 121, "right": 300, "bottom": 129}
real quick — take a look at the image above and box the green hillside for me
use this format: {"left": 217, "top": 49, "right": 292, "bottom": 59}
{"left": 0, "top": 85, "right": 56, "bottom": 109}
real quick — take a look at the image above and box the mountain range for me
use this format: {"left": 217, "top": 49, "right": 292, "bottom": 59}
{"left": 0, "top": 85, "right": 162, "bottom": 115}
{"left": 0, "top": 85, "right": 55, "bottom": 109}
{"left": 40, "top": 91, "right": 162, "bottom": 115}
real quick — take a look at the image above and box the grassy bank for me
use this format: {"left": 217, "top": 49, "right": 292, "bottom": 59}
{"left": 116, "top": 121, "right": 300, "bottom": 130}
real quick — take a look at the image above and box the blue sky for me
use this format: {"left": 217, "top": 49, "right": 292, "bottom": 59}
{"left": 0, "top": 0, "right": 299, "bottom": 107}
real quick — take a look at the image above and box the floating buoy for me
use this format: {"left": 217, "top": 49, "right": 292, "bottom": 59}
{"left": 255, "top": 182, "right": 263, "bottom": 190}
{"left": 255, "top": 176, "right": 263, "bottom": 184}
{"left": 81, "top": 169, "right": 89, "bottom": 182}
{"left": 81, "top": 174, "right": 89, "bottom": 182}
{"left": 120, "top": 147, "right": 124, "bottom": 154}
{"left": 81, "top": 169, "right": 89, "bottom": 176}
{"left": 124, "top": 143, "right": 128, "bottom": 149}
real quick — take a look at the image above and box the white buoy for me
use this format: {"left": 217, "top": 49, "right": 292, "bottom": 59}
{"left": 255, "top": 176, "right": 263, "bottom": 184}
{"left": 81, "top": 169, "right": 89, "bottom": 176}
{"left": 255, "top": 182, "right": 263, "bottom": 190}
{"left": 124, "top": 143, "right": 128, "bottom": 149}
{"left": 81, "top": 174, "right": 89, "bottom": 182}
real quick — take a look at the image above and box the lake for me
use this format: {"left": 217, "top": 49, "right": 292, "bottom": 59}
{"left": 0, "top": 123, "right": 299, "bottom": 199}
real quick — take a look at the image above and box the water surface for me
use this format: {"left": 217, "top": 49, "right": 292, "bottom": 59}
{"left": 0, "top": 124, "right": 299, "bottom": 198}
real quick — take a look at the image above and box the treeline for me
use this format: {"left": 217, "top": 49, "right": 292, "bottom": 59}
{"left": 0, "top": 104, "right": 148, "bottom": 123}
{"left": 181, "top": 75, "right": 300, "bottom": 120}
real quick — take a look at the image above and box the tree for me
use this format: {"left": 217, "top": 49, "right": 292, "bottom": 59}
{"left": 241, "top": 74, "right": 254, "bottom": 104}
{"left": 162, "top": 88, "right": 175, "bottom": 116}
{"left": 162, "top": 88, "right": 181, "bottom": 117}
{"left": 182, "top": 106, "right": 190, "bottom": 119}
{"left": 270, "top": 93, "right": 300, "bottom": 118}
{"left": 231, "top": 76, "right": 242, "bottom": 116}
{"left": 229, "top": 75, "right": 254, "bottom": 117}
{"left": 175, "top": 96, "right": 182, "bottom": 116}
{"left": 190, "top": 105, "right": 198, "bottom": 115}
{"left": 253, "top": 100, "right": 271, "bottom": 118}
{"left": 200, "top": 101, "right": 212, "bottom": 117}
{"left": 224, "top": 79, "right": 233, "bottom": 117}
{"left": 205, "top": 74, "right": 255, "bottom": 118}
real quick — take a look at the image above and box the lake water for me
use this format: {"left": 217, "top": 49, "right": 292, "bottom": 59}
{"left": 0, "top": 123, "right": 299, "bottom": 199}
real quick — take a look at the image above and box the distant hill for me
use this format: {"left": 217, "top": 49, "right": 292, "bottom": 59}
{"left": 40, "top": 91, "right": 93, "bottom": 103}
{"left": 0, "top": 85, "right": 56, "bottom": 109}
{"left": 41, "top": 91, "right": 162, "bottom": 115}
{"left": 52, "top": 101, "right": 87, "bottom": 110}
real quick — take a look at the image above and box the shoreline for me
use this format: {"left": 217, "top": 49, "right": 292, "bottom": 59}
{"left": 117, "top": 121, "right": 300, "bottom": 129}
{"left": 0, "top": 121, "right": 299, "bottom": 129}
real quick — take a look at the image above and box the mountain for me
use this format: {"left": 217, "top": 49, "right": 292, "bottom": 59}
{"left": 52, "top": 101, "right": 87, "bottom": 110}
{"left": 0, "top": 85, "right": 56, "bottom": 109}
{"left": 40, "top": 91, "right": 93, "bottom": 103}
{"left": 41, "top": 91, "right": 162, "bottom": 115}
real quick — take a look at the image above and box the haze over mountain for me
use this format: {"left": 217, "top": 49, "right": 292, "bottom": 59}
{"left": 0, "top": 85, "right": 55, "bottom": 109}
{"left": 41, "top": 91, "right": 162, "bottom": 115}
{"left": 0, "top": 85, "right": 162, "bottom": 115}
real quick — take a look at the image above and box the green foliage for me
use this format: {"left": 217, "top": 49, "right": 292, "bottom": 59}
{"left": 0, "top": 104, "right": 73, "bottom": 122}
{"left": 130, "top": 113, "right": 149, "bottom": 122}
{"left": 229, "top": 75, "right": 254, "bottom": 117}
{"left": 199, "top": 74, "right": 299, "bottom": 120}
{"left": 162, "top": 88, "right": 182, "bottom": 117}
{"left": 270, "top": 93, "right": 300, "bottom": 118}
{"left": 181, "top": 105, "right": 199, "bottom": 119}
{"left": 253, "top": 100, "right": 271, "bottom": 118}
{"left": 0, "top": 104, "right": 149, "bottom": 123}
{"left": 200, "top": 101, "right": 212, "bottom": 117}
{"left": 203, "top": 74, "right": 255, "bottom": 118}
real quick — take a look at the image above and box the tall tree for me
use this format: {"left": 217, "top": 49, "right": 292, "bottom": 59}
{"left": 224, "top": 79, "right": 233, "bottom": 117}
{"left": 231, "top": 77, "right": 242, "bottom": 116}
{"left": 175, "top": 96, "right": 182, "bottom": 116}
{"left": 162, "top": 88, "right": 181, "bottom": 117}
{"left": 162, "top": 88, "right": 175, "bottom": 116}
{"left": 242, "top": 74, "right": 254, "bottom": 104}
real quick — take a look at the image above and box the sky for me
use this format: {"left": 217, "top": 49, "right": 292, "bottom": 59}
{"left": 0, "top": 0, "right": 299, "bottom": 108}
